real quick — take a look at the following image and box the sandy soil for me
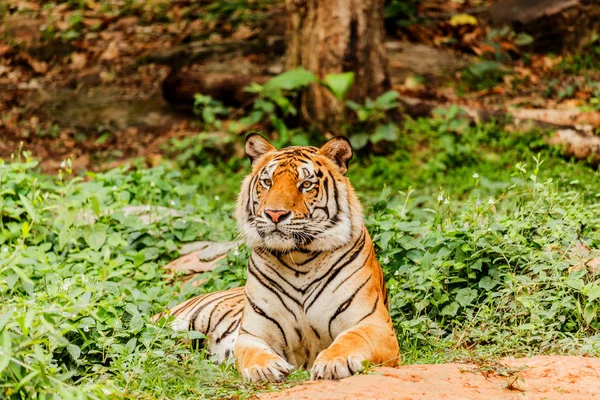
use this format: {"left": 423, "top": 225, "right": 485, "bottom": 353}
{"left": 261, "top": 356, "right": 600, "bottom": 400}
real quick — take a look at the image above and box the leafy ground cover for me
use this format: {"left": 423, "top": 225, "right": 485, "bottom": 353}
{"left": 1, "top": 115, "right": 599, "bottom": 399}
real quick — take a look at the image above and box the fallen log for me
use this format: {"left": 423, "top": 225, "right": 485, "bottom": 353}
{"left": 509, "top": 108, "right": 600, "bottom": 128}
{"left": 162, "top": 69, "right": 270, "bottom": 107}
{"left": 139, "top": 37, "right": 286, "bottom": 68}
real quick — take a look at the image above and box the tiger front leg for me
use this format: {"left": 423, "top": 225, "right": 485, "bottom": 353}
{"left": 235, "top": 332, "right": 294, "bottom": 382}
{"left": 311, "top": 322, "right": 399, "bottom": 380}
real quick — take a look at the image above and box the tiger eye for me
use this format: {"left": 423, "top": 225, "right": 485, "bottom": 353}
{"left": 263, "top": 178, "right": 272, "bottom": 186}
{"left": 301, "top": 181, "right": 313, "bottom": 189}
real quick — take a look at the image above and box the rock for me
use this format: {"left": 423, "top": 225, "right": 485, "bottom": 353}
{"left": 178, "top": 241, "right": 239, "bottom": 258}
{"left": 164, "top": 241, "right": 240, "bottom": 288}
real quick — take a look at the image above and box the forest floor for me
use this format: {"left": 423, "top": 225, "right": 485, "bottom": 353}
{"left": 262, "top": 356, "right": 600, "bottom": 400}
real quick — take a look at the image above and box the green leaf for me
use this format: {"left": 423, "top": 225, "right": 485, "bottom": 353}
{"left": 0, "top": 329, "right": 11, "bottom": 374}
{"left": 374, "top": 90, "right": 400, "bottom": 110}
{"left": 18, "top": 194, "right": 37, "bottom": 222}
{"left": 479, "top": 276, "right": 498, "bottom": 291}
{"left": 63, "top": 207, "right": 78, "bottom": 228}
{"left": 515, "top": 33, "right": 534, "bottom": 46}
{"left": 21, "top": 221, "right": 30, "bottom": 238}
{"left": 0, "top": 312, "right": 13, "bottom": 332}
{"left": 379, "top": 231, "right": 394, "bottom": 250}
{"left": 350, "top": 133, "right": 370, "bottom": 149}
{"left": 324, "top": 72, "right": 355, "bottom": 101}
{"left": 129, "top": 314, "right": 144, "bottom": 333}
{"left": 184, "top": 331, "right": 206, "bottom": 341}
{"left": 11, "top": 265, "right": 35, "bottom": 290}
{"left": 125, "top": 338, "right": 138, "bottom": 354}
{"left": 263, "top": 68, "right": 316, "bottom": 92}
{"left": 517, "top": 323, "right": 536, "bottom": 331}
{"left": 371, "top": 123, "right": 399, "bottom": 143}
{"left": 456, "top": 288, "right": 477, "bottom": 307}
{"left": 67, "top": 344, "right": 81, "bottom": 361}
{"left": 583, "top": 303, "right": 597, "bottom": 323}
{"left": 84, "top": 224, "right": 107, "bottom": 251}
{"left": 587, "top": 285, "right": 600, "bottom": 302}
{"left": 91, "top": 196, "right": 101, "bottom": 216}
{"left": 440, "top": 301, "right": 459, "bottom": 316}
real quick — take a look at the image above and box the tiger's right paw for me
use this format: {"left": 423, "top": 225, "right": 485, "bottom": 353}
{"left": 240, "top": 355, "right": 294, "bottom": 383}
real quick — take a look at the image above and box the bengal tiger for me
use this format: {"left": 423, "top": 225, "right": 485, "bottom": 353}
{"left": 159, "top": 134, "right": 400, "bottom": 382}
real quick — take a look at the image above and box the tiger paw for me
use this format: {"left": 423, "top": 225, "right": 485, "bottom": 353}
{"left": 241, "top": 355, "right": 294, "bottom": 383}
{"left": 310, "top": 351, "right": 366, "bottom": 380}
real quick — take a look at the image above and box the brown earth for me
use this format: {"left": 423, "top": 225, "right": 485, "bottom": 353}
{"left": 261, "top": 356, "right": 600, "bottom": 400}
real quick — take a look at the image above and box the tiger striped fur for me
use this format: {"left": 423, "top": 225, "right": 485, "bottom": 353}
{"left": 160, "top": 134, "right": 399, "bottom": 382}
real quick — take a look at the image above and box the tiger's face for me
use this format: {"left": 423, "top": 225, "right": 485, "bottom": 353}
{"left": 237, "top": 134, "right": 363, "bottom": 252}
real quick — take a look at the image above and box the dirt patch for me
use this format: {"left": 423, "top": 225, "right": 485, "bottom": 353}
{"left": 262, "top": 356, "right": 600, "bottom": 400}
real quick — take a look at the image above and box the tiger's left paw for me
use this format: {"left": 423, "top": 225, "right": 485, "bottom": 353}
{"left": 310, "top": 351, "right": 366, "bottom": 380}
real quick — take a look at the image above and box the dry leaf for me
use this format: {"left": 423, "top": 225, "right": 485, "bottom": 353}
{"left": 100, "top": 40, "right": 119, "bottom": 61}
{"left": 70, "top": 52, "right": 87, "bottom": 70}
{"left": 449, "top": 14, "right": 478, "bottom": 26}
{"left": 231, "top": 24, "right": 256, "bottom": 41}
{"left": 21, "top": 52, "right": 48, "bottom": 74}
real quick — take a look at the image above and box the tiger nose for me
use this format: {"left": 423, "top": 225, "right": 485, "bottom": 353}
{"left": 264, "top": 209, "right": 291, "bottom": 223}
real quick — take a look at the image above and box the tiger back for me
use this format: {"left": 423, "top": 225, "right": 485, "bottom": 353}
{"left": 159, "top": 134, "right": 399, "bottom": 382}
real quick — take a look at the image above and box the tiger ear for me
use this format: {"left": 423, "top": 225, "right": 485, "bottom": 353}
{"left": 319, "top": 137, "right": 353, "bottom": 175}
{"left": 245, "top": 133, "right": 276, "bottom": 165}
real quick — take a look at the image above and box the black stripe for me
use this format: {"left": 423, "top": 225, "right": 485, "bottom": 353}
{"left": 189, "top": 292, "right": 244, "bottom": 331}
{"left": 216, "top": 318, "right": 241, "bottom": 343}
{"left": 332, "top": 251, "right": 371, "bottom": 293}
{"left": 172, "top": 295, "right": 204, "bottom": 318}
{"left": 312, "top": 176, "right": 330, "bottom": 218}
{"left": 304, "top": 230, "right": 367, "bottom": 311}
{"left": 246, "top": 174, "right": 260, "bottom": 214}
{"left": 248, "top": 257, "right": 299, "bottom": 321}
{"left": 296, "top": 251, "right": 321, "bottom": 266}
{"left": 328, "top": 276, "right": 372, "bottom": 339}
{"left": 208, "top": 308, "right": 233, "bottom": 332}
{"left": 246, "top": 296, "right": 289, "bottom": 346}
{"left": 329, "top": 170, "right": 340, "bottom": 219}
{"left": 254, "top": 251, "right": 307, "bottom": 293}
{"left": 303, "top": 228, "right": 366, "bottom": 295}
{"left": 273, "top": 252, "right": 311, "bottom": 275}
{"left": 357, "top": 293, "right": 379, "bottom": 324}
{"left": 311, "top": 325, "right": 321, "bottom": 340}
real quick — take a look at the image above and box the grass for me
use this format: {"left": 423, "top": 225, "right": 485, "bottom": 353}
{"left": 1, "top": 115, "right": 599, "bottom": 399}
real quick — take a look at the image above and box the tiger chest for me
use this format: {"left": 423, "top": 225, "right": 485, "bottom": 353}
{"left": 247, "top": 268, "right": 368, "bottom": 367}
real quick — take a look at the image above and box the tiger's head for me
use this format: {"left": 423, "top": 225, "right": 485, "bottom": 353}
{"left": 236, "top": 134, "right": 363, "bottom": 252}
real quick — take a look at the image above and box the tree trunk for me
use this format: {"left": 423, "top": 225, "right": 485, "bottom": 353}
{"left": 285, "top": 0, "right": 390, "bottom": 133}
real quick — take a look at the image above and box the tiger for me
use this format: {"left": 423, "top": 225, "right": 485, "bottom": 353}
{"left": 158, "top": 134, "right": 400, "bottom": 382}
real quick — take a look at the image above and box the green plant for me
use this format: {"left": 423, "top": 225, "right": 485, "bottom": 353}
{"left": 369, "top": 154, "right": 600, "bottom": 360}
{"left": 346, "top": 90, "right": 401, "bottom": 149}
{"left": 384, "top": 0, "right": 420, "bottom": 28}
{"left": 193, "top": 94, "right": 230, "bottom": 130}
{"left": 2, "top": 113, "right": 600, "bottom": 398}
{"left": 558, "top": 37, "right": 600, "bottom": 73}
{"left": 457, "top": 61, "right": 506, "bottom": 93}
